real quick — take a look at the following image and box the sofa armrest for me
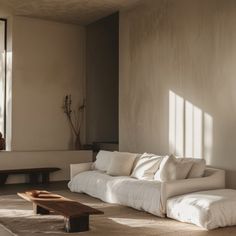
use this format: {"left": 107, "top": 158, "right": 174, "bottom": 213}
{"left": 160, "top": 168, "right": 225, "bottom": 213}
{"left": 70, "top": 162, "right": 93, "bottom": 180}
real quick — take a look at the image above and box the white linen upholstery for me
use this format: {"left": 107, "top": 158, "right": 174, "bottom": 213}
{"left": 154, "top": 155, "right": 193, "bottom": 181}
{"left": 68, "top": 170, "right": 164, "bottom": 217}
{"left": 160, "top": 168, "right": 225, "bottom": 213}
{"left": 131, "top": 153, "right": 163, "bottom": 180}
{"left": 167, "top": 189, "right": 236, "bottom": 230}
{"left": 94, "top": 150, "right": 114, "bottom": 172}
{"left": 187, "top": 158, "right": 206, "bottom": 178}
{"left": 107, "top": 152, "right": 137, "bottom": 176}
{"left": 69, "top": 163, "right": 225, "bottom": 216}
{"left": 70, "top": 162, "right": 93, "bottom": 179}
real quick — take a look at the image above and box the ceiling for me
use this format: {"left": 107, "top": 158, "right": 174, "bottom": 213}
{"left": 0, "top": 0, "right": 143, "bottom": 25}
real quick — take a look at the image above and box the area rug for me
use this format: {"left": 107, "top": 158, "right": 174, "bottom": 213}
{"left": 0, "top": 190, "right": 236, "bottom": 236}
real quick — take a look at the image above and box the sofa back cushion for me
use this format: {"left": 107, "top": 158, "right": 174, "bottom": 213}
{"left": 106, "top": 152, "right": 137, "bottom": 176}
{"left": 131, "top": 153, "right": 163, "bottom": 180}
{"left": 154, "top": 155, "right": 193, "bottom": 182}
{"left": 94, "top": 150, "right": 114, "bottom": 172}
{"left": 165, "top": 156, "right": 206, "bottom": 178}
{"left": 187, "top": 158, "right": 206, "bottom": 178}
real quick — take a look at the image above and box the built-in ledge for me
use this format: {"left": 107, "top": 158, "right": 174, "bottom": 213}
{"left": 0, "top": 150, "right": 92, "bottom": 184}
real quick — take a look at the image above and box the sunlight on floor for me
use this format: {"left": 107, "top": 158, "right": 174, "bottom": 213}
{"left": 109, "top": 217, "right": 203, "bottom": 232}
{"left": 109, "top": 217, "right": 161, "bottom": 228}
{"left": 0, "top": 209, "right": 33, "bottom": 218}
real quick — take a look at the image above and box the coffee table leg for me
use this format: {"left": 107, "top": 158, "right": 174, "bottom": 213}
{"left": 64, "top": 215, "right": 89, "bottom": 233}
{"left": 33, "top": 203, "right": 50, "bottom": 215}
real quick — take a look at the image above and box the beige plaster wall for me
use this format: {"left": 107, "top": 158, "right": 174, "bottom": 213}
{"left": 86, "top": 13, "right": 119, "bottom": 144}
{"left": 119, "top": 0, "right": 236, "bottom": 188}
{"left": 11, "top": 16, "right": 86, "bottom": 151}
{"left": 0, "top": 3, "right": 12, "bottom": 16}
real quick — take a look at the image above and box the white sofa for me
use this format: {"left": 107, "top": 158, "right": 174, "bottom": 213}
{"left": 68, "top": 153, "right": 225, "bottom": 217}
{"left": 167, "top": 189, "right": 236, "bottom": 230}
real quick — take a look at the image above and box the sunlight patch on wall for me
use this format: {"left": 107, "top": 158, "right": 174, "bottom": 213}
{"left": 169, "top": 90, "right": 213, "bottom": 159}
{"left": 193, "top": 106, "right": 202, "bottom": 158}
{"left": 204, "top": 113, "right": 213, "bottom": 163}
{"left": 185, "top": 101, "right": 193, "bottom": 157}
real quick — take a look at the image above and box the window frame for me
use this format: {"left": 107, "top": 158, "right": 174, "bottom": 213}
{"left": 0, "top": 18, "right": 7, "bottom": 138}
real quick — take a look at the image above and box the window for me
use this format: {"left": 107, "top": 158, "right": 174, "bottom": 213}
{"left": 0, "top": 19, "right": 6, "bottom": 138}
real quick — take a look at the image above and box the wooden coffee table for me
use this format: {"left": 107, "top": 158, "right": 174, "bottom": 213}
{"left": 17, "top": 191, "right": 104, "bottom": 233}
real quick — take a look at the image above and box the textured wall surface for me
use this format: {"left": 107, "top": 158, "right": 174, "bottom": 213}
{"left": 12, "top": 16, "right": 86, "bottom": 151}
{"left": 86, "top": 13, "right": 119, "bottom": 144}
{"left": 119, "top": 0, "right": 236, "bottom": 188}
{"left": 0, "top": 0, "right": 142, "bottom": 25}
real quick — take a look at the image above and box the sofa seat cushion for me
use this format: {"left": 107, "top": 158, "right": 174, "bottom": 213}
{"left": 68, "top": 170, "right": 164, "bottom": 217}
{"left": 68, "top": 170, "right": 127, "bottom": 203}
{"left": 167, "top": 189, "right": 236, "bottom": 230}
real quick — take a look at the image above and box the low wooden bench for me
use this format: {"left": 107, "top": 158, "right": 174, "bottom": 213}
{"left": 0, "top": 167, "right": 61, "bottom": 185}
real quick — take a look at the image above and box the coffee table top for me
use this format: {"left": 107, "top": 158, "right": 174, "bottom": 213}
{"left": 18, "top": 191, "right": 104, "bottom": 218}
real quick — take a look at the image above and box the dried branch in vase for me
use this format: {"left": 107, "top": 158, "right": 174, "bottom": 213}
{"left": 62, "top": 95, "right": 85, "bottom": 149}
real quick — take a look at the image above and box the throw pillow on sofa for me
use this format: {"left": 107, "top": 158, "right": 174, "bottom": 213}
{"left": 93, "top": 150, "right": 114, "bottom": 172}
{"left": 169, "top": 156, "right": 206, "bottom": 178}
{"left": 186, "top": 158, "right": 206, "bottom": 178}
{"left": 131, "top": 153, "right": 163, "bottom": 180}
{"left": 107, "top": 152, "right": 137, "bottom": 176}
{"left": 154, "top": 155, "right": 193, "bottom": 182}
